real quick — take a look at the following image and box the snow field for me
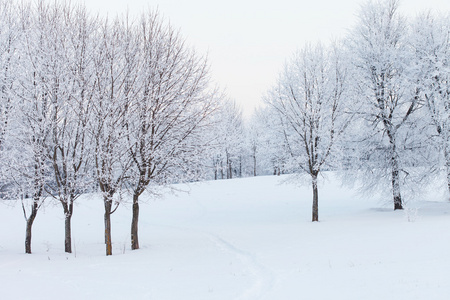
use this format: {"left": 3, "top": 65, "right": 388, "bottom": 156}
{"left": 1, "top": 173, "right": 450, "bottom": 299}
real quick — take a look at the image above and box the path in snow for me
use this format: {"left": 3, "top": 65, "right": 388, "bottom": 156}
{"left": 206, "top": 234, "right": 274, "bottom": 300}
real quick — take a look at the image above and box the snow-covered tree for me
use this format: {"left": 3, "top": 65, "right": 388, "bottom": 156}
{"left": 410, "top": 13, "right": 450, "bottom": 196}
{"left": 43, "top": 3, "right": 98, "bottom": 254}
{"left": 90, "top": 17, "right": 134, "bottom": 256}
{"left": 5, "top": 1, "right": 58, "bottom": 254}
{"left": 246, "top": 107, "right": 287, "bottom": 176}
{"left": 210, "top": 99, "right": 245, "bottom": 180}
{"left": 246, "top": 110, "right": 264, "bottom": 177}
{"left": 0, "top": 0, "right": 19, "bottom": 152}
{"left": 125, "top": 11, "right": 217, "bottom": 250}
{"left": 266, "top": 43, "right": 351, "bottom": 221}
{"left": 346, "top": 0, "right": 421, "bottom": 210}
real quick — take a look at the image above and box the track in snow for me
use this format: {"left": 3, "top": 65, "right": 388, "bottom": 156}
{"left": 207, "top": 234, "right": 274, "bottom": 300}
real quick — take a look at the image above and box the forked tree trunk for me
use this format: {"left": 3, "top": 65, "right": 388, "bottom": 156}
{"left": 25, "top": 202, "right": 38, "bottom": 254}
{"left": 131, "top": 193, "right": 139, "bottom": 250}
{"left": 312, "top": 174, "right": 319, "bottom": 222}
{"left": 104, "top": 199, "right": 112, "bottom": 256}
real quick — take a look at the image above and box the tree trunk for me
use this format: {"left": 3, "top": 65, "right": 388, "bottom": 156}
{"left": 445, "top": 148, "right": 450, "bottom": 199}
{"left": 65, "top": 211, "right": 72, "bottom": 253}
{"left": 392, "top": 171, "right": 403, "bottom": 210}
{"left": 392, "top": 158, "right": 403, "bottom": 210}
{"left": 131, "top": 193, "right": 139, "bottom": 250}
{"left": 239, "top": 156, "right": 242, "bottom": 178}
{"left": 388, "top": 132, "right": 403, "bottom": 210}
{"left": 104, "top": 199, "right": 112, "bottom": 256}
{"left": 253, "top": 154, "right": 257, "bottom": 177}
{"left": 213, "top": 158, "right": 218, "bottom": 180}
{"left": 275, "top": 167, "right": 281, "bottom": 176}
{"left": 25, "top": 203, "right": 38, "bottom": 254}
{"left": 391, "top": 149, "right": 403, "bottom": 210}
{"left": 447, "top": 163, "right": 450, "bottom": 199}
{"left": 226, "top": 152, "right": 232, "bottom": 179}
{"left": 62, "top": 200, "right": 74, "bottom": 253}
{"left": 312, "top": 174, "right": 319, "bottom": 222}
{"left": 25, "top": 219, "right": 34, "bottom": 254}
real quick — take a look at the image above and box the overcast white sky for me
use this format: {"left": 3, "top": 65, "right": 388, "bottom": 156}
{"left": 73, "top": 0, "right": 450, "bottom": 116}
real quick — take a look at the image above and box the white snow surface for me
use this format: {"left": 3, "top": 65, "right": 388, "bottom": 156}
{"left": 1, "top": 173, "right": 450, "bottom": 299}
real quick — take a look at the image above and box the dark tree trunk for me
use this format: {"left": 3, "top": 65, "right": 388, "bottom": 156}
{"left": 25, "top": 219, "right": 34, "bottom": 254}
{"left": 312, "top": 174, "right": 319, "bottom": 222}
{"left": 62, "top": 200, "right": 74, "bottom": 253}
{"left": 392, "top": 158, "right": 403, "bottom": 210}
{"left": 213, "top": 158, "right": 218, "bottom": 180}
{"left": 392, "top": 167, "right": 403, "bottom": 210}
{"left": 239, "top": 156, "right": 242, "bottom": 178}
{"left": 25, "top": 202, "right": 38, "bottom": 254}
{"left": 104, "top": 199, "right": 112, "bottom": 256}
{"left": 226, "top": 153, "right": 232, "bottom": 179}
{"left": 131, "top": 193, "right": 139, "bottom": 250}
{"left": 390, "top": 145, "right": 403, "bottom": 210}
{"left": 65, "top": 211, "right": 72, "bottom": 253}
{"left": 253, "top": 154, "right": 257, "bottom": 177}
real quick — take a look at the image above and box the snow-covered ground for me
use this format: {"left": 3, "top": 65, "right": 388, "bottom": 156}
{"left": 1, "top": 173, "right": 450, "bottom": 299}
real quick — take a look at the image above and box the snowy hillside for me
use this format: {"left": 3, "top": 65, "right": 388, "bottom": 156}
{"left": 1, "top": 173, "right": 450, "bottom": 300}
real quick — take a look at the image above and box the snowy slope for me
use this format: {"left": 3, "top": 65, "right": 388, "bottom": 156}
{"left": 1, "top": 173, "right": 450, "bottom": 299}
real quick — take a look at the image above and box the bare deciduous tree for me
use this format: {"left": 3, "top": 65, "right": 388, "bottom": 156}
{"left": 410, "top": 13, "right": 450, "bottom": 196}
{"left": 8, "top": 1, "right": 55, "bottom": 254}
{"left": 126, "top": 11, "right": 217, "bottom": 250}
{"left": 0, "top": 0, "right": 18, "bottom": 151}
{"left": 267, "top": 43, "right": 351, "bottom": 221}
{"left": 347, "top": 0, "right": 421, "bottom": 210}
{"left": 44, "top": 3, "right": 98, "bottom": 253}
{"left": 90, "top": 18, "right": 135, "bottom": 256}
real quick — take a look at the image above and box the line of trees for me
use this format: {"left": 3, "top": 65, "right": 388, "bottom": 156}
{"left": 1, "top": 0, "right": 449, "bottom": 254}
{"left": 262, "top": 0, "right": 450, "bottom": 221}
{"left": 201, "top": 0, "right": 450, "bottom": 223}
{"left": 0, "top": 0, "right": 218, "bottom": 255}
